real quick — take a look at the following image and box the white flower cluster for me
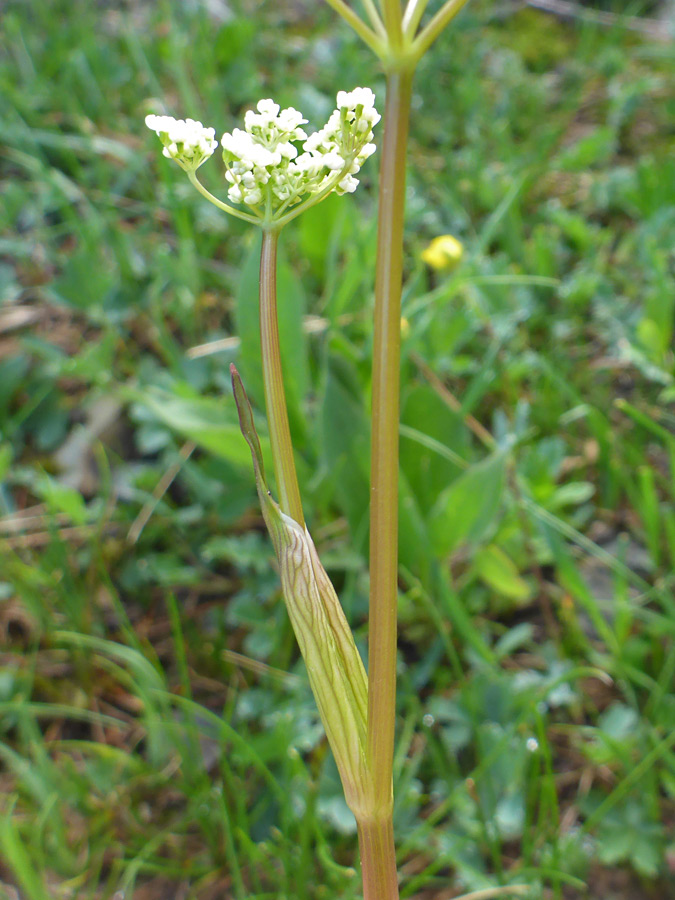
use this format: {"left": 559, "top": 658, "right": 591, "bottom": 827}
{"left": 145, "top": 115, "right": 218, "bottom": 170}
{"left": 145, "top": 88, "right": 380, "bottom": 219}
{"left": 220, "top": 89, "right": 379, "bottom": 212}
{"left": 221, "top": 100, "right": 310, "bottom": 206}
{"left": 303, "top": 87, "right": 380, "bottom": 196}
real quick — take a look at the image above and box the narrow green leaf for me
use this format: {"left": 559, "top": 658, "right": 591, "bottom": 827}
{"left": 0, "top": 801, "right": 51, "bottom": 900}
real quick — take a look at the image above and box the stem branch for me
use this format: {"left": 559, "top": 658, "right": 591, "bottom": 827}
{"left": 380, "top": 0, "right": 404, "bottom": 48}
{"left": 362, "top": 0, "right": 389, "bottom": 37}
{"left": 411, "top": 0, "right": 471, "bottom": 59}
{"left": 402, "top": 0, "right": 430, "bottom": 38}
{"left": 188, "top": 173, "right": 261, "bottom": 225}
{"left": 321, "top": 0, "right": 386, "bottom": 53}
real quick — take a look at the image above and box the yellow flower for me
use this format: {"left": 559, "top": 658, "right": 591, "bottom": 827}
{"left": 421, "top": 234, "right": 464, "bottom": 271}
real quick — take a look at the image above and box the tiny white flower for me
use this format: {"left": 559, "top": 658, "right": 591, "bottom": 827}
{"left": 145, "top": 114, "right": 217, "bottom": 170}
{"left": 337, "top": 174, "right": 359, "bottom": 194}
{"left": 256, "top": 98, "right": 280, "bottom": 118}
{"left": 303, "top": 131, "right": 323, "bottom": 153}
{"left": 278, "top": 107, "right": 308, "bottom": 134}
{"left": 278, "top": 141, "right": 298, "bottom": 160}
{"left": 323, "top": 151, "right": 345, "bottom": 171}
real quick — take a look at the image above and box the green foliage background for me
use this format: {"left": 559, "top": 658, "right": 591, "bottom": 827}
{"left": 1, "top": 0, "right": 674, "bottom": 897}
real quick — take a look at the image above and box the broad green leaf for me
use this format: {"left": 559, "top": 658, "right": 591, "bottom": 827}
{"left": 548, "top": 481, "right": 595, "bottom": 510}
{"left": 474, "top": 544, "right": 532, "bottom": 603}
{"left": 320, "top": 358, "right": 370, "bottom": 544}
{"left": 398, "top": 470, "right": 432, "bottom": 587}
{"left": 134, "top": 386, "right": 270, "bottom": 469}
{"left": 400, "top": 383, "right": 468, "bottom": 514}
{"left": 0, "top": 443, "right": 12, "bottom": 481}
{"left": 556, "top": 125, "right": 616, "bottom": 172}
{"left": 429, "top": 451, "right": 507, "bottom": 556}
{"left": 299, "top": 192, "right": 341, "bottom": 279}
{"left": 37, "top": 475, "right": 88, "bottom": 526}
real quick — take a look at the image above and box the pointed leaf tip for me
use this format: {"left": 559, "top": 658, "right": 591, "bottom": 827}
{"left": 231, "top": 366, "right": 266, "bottom": 481}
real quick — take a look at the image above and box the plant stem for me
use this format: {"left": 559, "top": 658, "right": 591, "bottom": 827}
{"left": 259, "top": 228, "right": 305, "bottom": 526}
{"left": 357, "top": 815, "right": 399, "bottom": 900}
{"left": 363, "top": 65, "right": 413, "bottom": 899}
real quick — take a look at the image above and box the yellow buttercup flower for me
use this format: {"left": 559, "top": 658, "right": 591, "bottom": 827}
{"left": 421, "top": 234, "right": 464, "bottom": 271}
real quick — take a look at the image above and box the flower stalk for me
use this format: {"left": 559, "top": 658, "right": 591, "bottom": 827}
{"left": 259, "top": 227, "right": 305, "bottom": 525}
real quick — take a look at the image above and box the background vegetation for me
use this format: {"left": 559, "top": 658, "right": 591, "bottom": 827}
{"left": 1, "top": 0, "right": 674, "bottom": 897}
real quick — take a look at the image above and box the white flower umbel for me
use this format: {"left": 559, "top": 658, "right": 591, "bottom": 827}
{"left": 305, "top": 87, "right": 380, "bottom": 195}
{"left": 145, "top": 115, "right": 217, "bottom": 172}
{"left": 145, "top": 88, "right": 380, "bottom": 227}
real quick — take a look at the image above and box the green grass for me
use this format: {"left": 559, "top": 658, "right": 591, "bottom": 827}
{"left": 1, "top": 0, "right": 674, "bottom": 897}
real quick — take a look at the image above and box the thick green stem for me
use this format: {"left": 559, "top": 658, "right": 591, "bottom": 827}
{"left": 365, "top": 65, "right": 413, "bottom": 893}
{"left": 357, "top": 815, "right": 399, "bottom": 900}
{"left": 259, "top": 228, "right": 305, "bottom": 527}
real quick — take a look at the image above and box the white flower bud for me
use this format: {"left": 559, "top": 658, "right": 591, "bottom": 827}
{"left": 228, "top": 184, "right": 243, "bottom": 203}
{"left": 243, "top": 187, "right": 262, "bottom": 205}
{"left": 358, "top": 143, "right": 376, "bottom": 161}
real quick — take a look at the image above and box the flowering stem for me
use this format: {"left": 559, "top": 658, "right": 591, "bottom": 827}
{"left": 357, "top": 816, "right": 399, "bottom": 900}
{"left": 259, "top": 227, "right": 305, "bottom": 526}
{"left": 359, "top": 64, "right": 413, "bottom": 900}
